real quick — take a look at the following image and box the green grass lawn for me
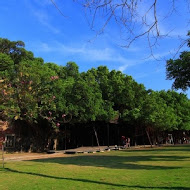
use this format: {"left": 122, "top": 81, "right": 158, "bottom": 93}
{"left": 0, "top": 145, "right": 190, "bottom": 190}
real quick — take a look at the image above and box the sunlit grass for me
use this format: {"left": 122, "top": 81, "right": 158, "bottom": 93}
{"left": 0, "top": 145, "right": 190, "bottom": 189}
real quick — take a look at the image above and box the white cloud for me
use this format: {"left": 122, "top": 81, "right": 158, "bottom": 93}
{"left": 33, "top": 41, "right": 142, "bottom": 70}
{"left": 24, "top": 0, "right": 60, "bottom": 34}
{"left": 117, "top": 49, "right": 175, "bottom": 73}
{"left": 118, "top": 64, "right": 128, "bottom": 72}
{"left": 134, "top": 67, "right": 164, "bottom": 80}
{"left": 118, "top": 60, "right": 142, "bottom": 72}
{"left": 33, "top": 11, "right": 60, "bottom": 34}
{"left": 31, "top": 37, "right": 180, "bottom": 74}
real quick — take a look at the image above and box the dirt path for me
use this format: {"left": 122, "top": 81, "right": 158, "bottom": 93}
{"left": 1, "top": 145, "right": 155, "bottom": 161}
{"left": 0, "top": 152, "right": 67, "bottom": 161}
{"left": 0, "top": 146, "right": 111, "bottom": 161}
{"left": 0, "top": 146, "right": 110, "bottom": 161}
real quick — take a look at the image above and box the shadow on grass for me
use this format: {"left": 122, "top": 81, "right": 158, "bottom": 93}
{"left": 31, "top": 155, "right": 188, "bottom": 170}
{"left": 2, "top": 168, "right": 190, "bottom": 190}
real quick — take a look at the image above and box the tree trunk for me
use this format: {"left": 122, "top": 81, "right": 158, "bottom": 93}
{"left": 53, "top": 138, "right": 57, "bottom": 150}
{"left": 107, "top": 123, "right": 109, "bottom": 147}
{"left": 93, "top": 124, "right": 100, "bottom": 150}
{"left": 54, "top": 128, "right": 60, "bottom": 151}
{"left": 64, "top": 125, "right": 67, "bottom": 150}
{"left": 2, "top": 143, "right": 4, "bottom": 168}
{"left": 146, "top": 128, "right": 153, "bottom": 148}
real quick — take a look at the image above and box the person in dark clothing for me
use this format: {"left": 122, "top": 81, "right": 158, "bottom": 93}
{"left": 121, "top": 136, "right": 126, "bottom": 148}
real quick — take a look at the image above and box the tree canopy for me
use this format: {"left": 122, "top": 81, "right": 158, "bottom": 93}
{"left": 0, "top": 37, "right": 190, "bottom": 134}
{"left": 166, "top": 32, "right": 190, "bottom": 90}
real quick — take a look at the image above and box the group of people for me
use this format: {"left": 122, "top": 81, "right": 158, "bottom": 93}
{"left": 121, "top": 136, "right": 130, "bottom": 148}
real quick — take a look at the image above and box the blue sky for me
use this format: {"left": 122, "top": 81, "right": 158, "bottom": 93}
{"left": 0, "top": 0, "right": 189, "bottom": 97}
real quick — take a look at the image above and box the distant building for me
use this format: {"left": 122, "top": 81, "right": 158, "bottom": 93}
{"left": 0, "top": 120, "right": 15, "bottom": 150}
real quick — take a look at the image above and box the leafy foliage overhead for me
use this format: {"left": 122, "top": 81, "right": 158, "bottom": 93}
{"left": 166, "top": 32, "right": 190, "bottom": 90}
{"left": 0, "top": 37, "right": 189, "bottom": 132}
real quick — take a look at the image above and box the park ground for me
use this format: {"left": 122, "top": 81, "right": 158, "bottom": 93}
{"left": 0, "top": 145, "right": 190, "bottom": 190}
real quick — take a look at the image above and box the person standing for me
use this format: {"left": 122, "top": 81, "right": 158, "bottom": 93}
{"left": 126, "top": 137, "right": 131, "bottom": 148}
{"left": 121, "top": 136, "right": 126, "bottom": 148}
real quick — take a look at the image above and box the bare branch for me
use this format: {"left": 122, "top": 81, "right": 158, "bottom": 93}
{"left": 50, "top": 0, "right": 190, "bottom": 57}
{"left": 50, "top": 0, "right": 68, "bottom": 18}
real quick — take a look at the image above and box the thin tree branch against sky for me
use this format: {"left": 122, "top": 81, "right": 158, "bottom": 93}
{"left": 0, "top": 0, "right": 189, "bottom": 97}
{"left": 50, "top": 0, "right": 68, "bottom": 18}
{"left": 69, "top": 0, "right": 189, "bottom": 53}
